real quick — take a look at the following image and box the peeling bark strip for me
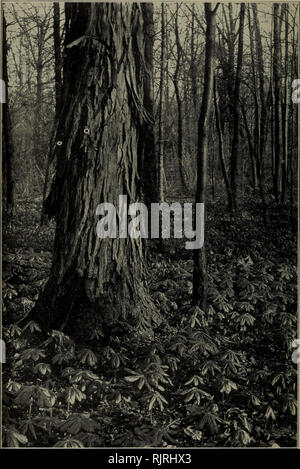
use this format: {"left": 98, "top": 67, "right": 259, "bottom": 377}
{"left": 36, "top": 3, "right": 157, "bottom": 331}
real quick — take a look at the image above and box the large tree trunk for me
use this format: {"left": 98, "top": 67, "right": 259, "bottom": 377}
{"left": 2, "top": 15, "right": 15, "bottom": 219}
{"left": 34, "top": 3, "right": 157, "bottom": 334}
{"left": 193, "top": 3, "right": 219, "bottom": 308}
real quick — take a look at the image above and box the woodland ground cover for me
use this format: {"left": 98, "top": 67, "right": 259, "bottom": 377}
{"left": 2, "top": 196, "right": 297, "bottom": 447}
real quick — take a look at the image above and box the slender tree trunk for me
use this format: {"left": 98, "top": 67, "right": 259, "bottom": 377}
{"left": 222, "top": 3, "right": 235, "bottom": 121}
{"left": 289, "top": 104, "right": 296, "bottom": 232}
{"left": 53, "top": 3, "right": 62, "bottom": 115}
{"left": 2, "top": 15, "right": 15, "bottom": 219}
{"left": 193, "top": 3, "right": 219, "bottom": 308}
{"left": 158, "top": 3, "right": 165, "bottom": 203}
{"left": 230, "top": 3, "right": 245, "bottom": 212}
{"left": 34, "top": 3, "right": 157, "bottom": 333}
{"left": 241, "top": 104, "right": 257, "bottom": 189}
{"left": 281, "top": 4, "right": 289, "bottom": 203}
{"left": 289, "top": 7, "right": 297, "bottom": 231}
{"left": 41, "top": 4, "right": 63, "bottom": 225}
{"left": 211, "top": 144, "right": 215, "bottom": 201}
{"left": 140, "top": 3, "right": 157, "bottom": 209}
{"left": 273, "top": 3, "right": 282, "bottom": 204}
{"left": 34, "top": 24, "right": 44, "bottom": 170}
{"left": 213, "top": 76, "right": 232, "bottom": 208}
{"left": 252, "top": 4, "right": 268, "bottom": 224}
{"left": 190, "top": 4, "right": 198, "bottom": 191}
{"left": 248, "top": 6, "right": 259, "bottom": 189}
{"left": 253, "top": 4, "right": 267, "bottom": 163}
{"left": 190, "top": 4, "right": 197, "bottom": 108}
{"left": 173, "top": 4, "right": 186, "bottom": 191}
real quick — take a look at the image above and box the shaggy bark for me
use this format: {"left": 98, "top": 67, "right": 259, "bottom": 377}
{"left": 35, "top": 3, "right": 158, "bottom": 334}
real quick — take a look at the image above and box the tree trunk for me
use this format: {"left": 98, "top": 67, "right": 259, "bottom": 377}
{"left": 252, "top": 4, "right": 267, "bottom": 224}
{"left": 53, "top": 3, "right": 62, "bottom": 117}
{"left": 190, "top": 4, "right": 198, "bottom": 108}
{"left": 252, "top": 4, "right": 267, "bottom": 163}
{"left": 158, "top": 3, "right": 165, "bottom": 203}
{"left": 34, "top": 24, "right": 44, "bottom": 170}
{"left": 193, "top": 3, "right": 219, "bottom": 308}
{"left": 2, "top": 15, "right": 15, "bottom": 219}
{"left": 273, "top": 3, "right": 282, "bottom": 204}
{"left": 34, "top": 3, "right": 157, "bottom": 334}
{"left": 281, "top": 4, "right": 289, "bottom": 203}
{"left": 41, "top": 3, "right": 63, "bottom": 225}
{"left": 173, "top": 4, "right": 186, "bottom": 191}
{"left": 241, "top": 104, "right": 257, "bottom": 189}
{"left": 230, "top": 3, "right": 245, "bottom": 212}
{"left": 247, "top": 5, "right": 259, "bottom": 190}
{"left": 289, "top": 6, "right": 297, "bottom": 231}
{"left": 213, "top": 76, "right": 232, "bottom": 208}
{"left": 140, "top": 4, "right": 157, "bottom": 209}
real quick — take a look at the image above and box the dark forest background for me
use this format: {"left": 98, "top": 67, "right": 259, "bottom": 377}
{"left": 2, "top": 2, "right": 298, "bottom": 448}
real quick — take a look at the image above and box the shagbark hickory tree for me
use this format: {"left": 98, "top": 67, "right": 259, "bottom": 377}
{"left": 34, "top": 3, "right": 158, "bottom": 333}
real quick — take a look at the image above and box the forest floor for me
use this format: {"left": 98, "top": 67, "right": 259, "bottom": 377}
{"left": 2, "top": 195, "right": 297, "bottom": 447}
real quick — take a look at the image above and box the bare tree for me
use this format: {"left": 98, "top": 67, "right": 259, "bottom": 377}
{"left": 158, "top": 3, "right": 165, "bottom": 203}
{"left": 2, "top": 14, "right": 15, "bottom": 218}
{"left": 281, "top": 4, "right": 289, "bottom": 203}
{"left": 173, "top": 4, "right": 186, "bottom": 190}
{"left": 273, "top": 3, "right": 282, "bottom": 204}
{"left": 193, "top": 3, "right": 219, "bottom": 308}
{"left": 229, "top": 2, "right": 245, "bottom": 212}
{"left": 214, "top": 75, "right": 232, "bottom": 209}
{"left": 41, "top": 3, "right": 63, "bottom": 224}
